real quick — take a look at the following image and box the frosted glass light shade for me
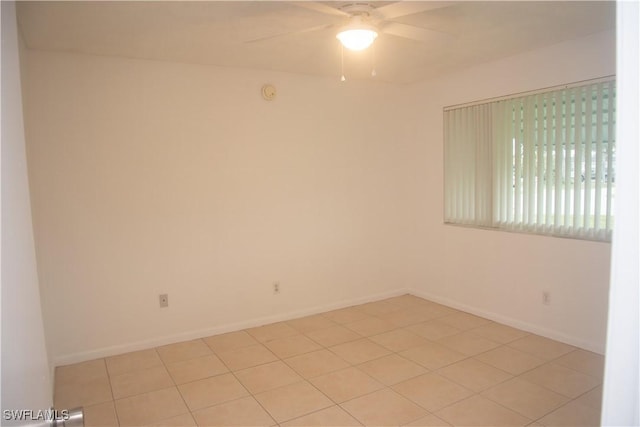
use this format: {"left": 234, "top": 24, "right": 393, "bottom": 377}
{"left": 336, "top": 28, "right": 378, "bottom": 51}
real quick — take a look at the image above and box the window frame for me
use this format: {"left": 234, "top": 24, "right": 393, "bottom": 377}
{"left": 443, "top": 76, "right": 616, "bottom": 242}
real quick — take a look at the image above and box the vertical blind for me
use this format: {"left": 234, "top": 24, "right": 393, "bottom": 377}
{"left": 444, "top": 79, "right": 616, "bottom": 241}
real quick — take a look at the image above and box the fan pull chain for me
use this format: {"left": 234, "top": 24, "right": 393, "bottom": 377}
{"left": 340, "top": 44, "right": 346, "bottom": 82}
{"left": 371, "top": 44, "right": 377, "bottom": 77}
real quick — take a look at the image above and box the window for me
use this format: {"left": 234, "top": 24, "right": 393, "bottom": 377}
{"left": 444, "top": 79, "right": 616, "bottom": 241}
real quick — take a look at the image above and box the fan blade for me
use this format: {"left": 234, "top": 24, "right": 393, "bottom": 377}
{"left": 290, "top": 2, "right": 350, "bottom": 17}
{"left": 381, "top": 22, "right": 453, "bottom": 44}
{"left": 376, "top": 1, "right": 452, "bottom": 20}
{"left": 244, "top": 23, "right": 334, "bottom": 43}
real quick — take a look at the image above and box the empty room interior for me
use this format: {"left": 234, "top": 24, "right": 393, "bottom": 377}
{"left": 2, "top": 1, "right": 639, "bottom": 426}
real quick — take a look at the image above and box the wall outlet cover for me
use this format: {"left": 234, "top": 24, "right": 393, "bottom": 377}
{"left": 159, "top": 294, "right": 169, "bottom": 308}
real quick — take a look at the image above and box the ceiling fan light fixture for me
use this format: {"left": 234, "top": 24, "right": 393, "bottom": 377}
{"left": 336, "top": 19, "right": 378, "bottom": 51}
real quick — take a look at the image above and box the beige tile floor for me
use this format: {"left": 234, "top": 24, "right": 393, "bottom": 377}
{"left": 55, "top": 295, "right": 604, "bottom": 426}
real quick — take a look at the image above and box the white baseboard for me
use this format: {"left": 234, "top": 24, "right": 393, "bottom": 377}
{"left": 54, "top": 285, "right": 604, "bottom": 368}
{"left": 409, "top": 288, "right": 605, "bottom": 355}
{"left": 53, "top": 288, "right": 410, "bottom": 367}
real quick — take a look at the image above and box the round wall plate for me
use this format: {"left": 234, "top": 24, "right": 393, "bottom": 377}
{"left": 261, "top": 84, "right": 276, "bottom": 101}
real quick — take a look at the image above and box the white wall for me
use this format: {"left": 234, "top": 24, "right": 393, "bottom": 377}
{"left": 602, "top": 1, "right": 639, "bottom": 423}
{"left": 23, "top": 50, "right": 411, "bottom": 364}
{"left": 24, "top": 28, "right": 616, "bottom": 365}
{"left": 398, "top": 30, "right": 615, "bottom": 353}
{"left": 1, "top": 1, "right": 53, "bottom": 421}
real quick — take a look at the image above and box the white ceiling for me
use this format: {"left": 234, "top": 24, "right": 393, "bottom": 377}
{"left": 16, "top": 1, "right": 615, "bottom": 84}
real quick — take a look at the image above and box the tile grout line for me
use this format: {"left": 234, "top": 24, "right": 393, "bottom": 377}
{"left": 243, "top": 327, "right": 358, "bottom": 425}
{"left": 155, "top": 344, "right": 202, "bottom": 426}
{"left": 57, "top": 296, "right": 604, "bottom": 426}
{"left": 101, "top": 357, "right": 122, "bottom": 427}
{"left": 200, "top": 338, "right": 279, "bottom": 426}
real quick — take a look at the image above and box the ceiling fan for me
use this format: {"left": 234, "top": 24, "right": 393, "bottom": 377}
{"left": 245, "top": 1, "right": 454, "bottom": 51}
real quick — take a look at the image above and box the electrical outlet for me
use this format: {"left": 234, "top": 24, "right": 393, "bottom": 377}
{"left": 273, "top": 282, "right": 280, "bottom": 294}
{"left": 159, "top": 294, "right": 169, "bottom": 308}
{"left": 542, "top": 291, "right": 551, "bottom": 305}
